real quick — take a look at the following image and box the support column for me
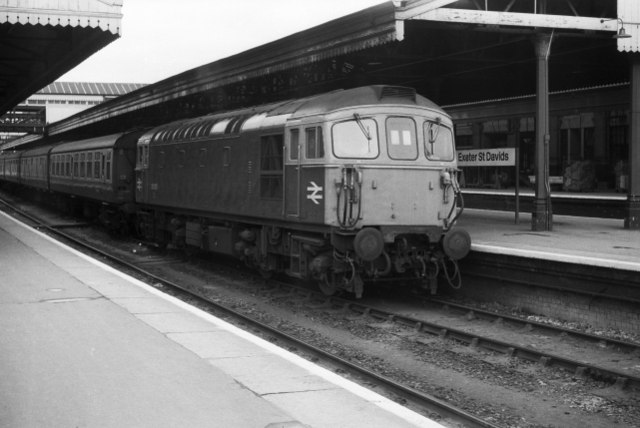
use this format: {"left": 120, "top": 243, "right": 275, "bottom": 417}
{"left": 625, "top": 53, "right": 640, "bottom": 229}
{"left": 532, "top": 33, "right": 553, "bottom": 231}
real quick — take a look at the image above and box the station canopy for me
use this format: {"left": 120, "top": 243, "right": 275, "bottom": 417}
{"left": 0, "top": 0, "right": 122, "bottom": 117}
{"left": 15, "top": 0, "right": 640, "bottom": 142}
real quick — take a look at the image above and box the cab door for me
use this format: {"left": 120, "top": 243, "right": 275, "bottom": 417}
{"left": 135, "top": 140, "right": 150, "bottom": 203}
{"left": 284, "top": 128, "right": 301, "bottom": 218}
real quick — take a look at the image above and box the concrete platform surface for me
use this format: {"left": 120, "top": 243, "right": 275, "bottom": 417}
{"left": 456, "top": 208, "right": 640, "bottom": 271}
{"left": 0, "top": 210, "right": 444, "bottom": 428}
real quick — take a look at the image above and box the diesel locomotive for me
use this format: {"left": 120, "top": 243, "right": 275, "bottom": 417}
{"left": 0, "top": 85, "right": 470, "bottom": 297}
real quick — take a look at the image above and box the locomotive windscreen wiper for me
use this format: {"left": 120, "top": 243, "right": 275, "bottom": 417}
{"left": 353, "top": 113, "right": 371, "bottom": 141}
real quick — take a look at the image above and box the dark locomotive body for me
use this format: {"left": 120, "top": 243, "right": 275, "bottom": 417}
{"left": 0, "top": 86, "right": 470, "bottom": 297}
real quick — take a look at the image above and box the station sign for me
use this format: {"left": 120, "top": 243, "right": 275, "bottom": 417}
{"left": 456, "top": 148, "right": 516, "bottom": 167}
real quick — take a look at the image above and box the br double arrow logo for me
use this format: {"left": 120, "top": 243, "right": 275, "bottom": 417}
{"left": 306, "top": 181, "right": 323, "bottom": 205}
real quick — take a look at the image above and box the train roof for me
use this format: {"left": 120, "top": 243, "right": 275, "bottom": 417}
{"left": 143, "top": 86, "right": 446, "bottom": 146}
{"left": 22, "top": 146, "right": 54, "bottom": 157}
{"left": 289, "top": 86, "right": 446, "bottom": 119}
{"left": 50, "top": 131, "right": 144, "bottom": 154}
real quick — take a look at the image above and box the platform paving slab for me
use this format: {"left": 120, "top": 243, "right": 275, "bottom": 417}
{"left": 0, "top": 211, "right": 444, "bottom": 428}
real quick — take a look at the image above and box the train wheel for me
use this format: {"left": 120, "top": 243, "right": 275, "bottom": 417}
{"left": 259, "top": 267, "right": 273, "bottom": 280}
{"left": 318, "top": 271, "right": 340, "bottom": 296}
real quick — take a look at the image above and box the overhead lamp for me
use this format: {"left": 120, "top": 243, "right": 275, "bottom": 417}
{"left": 601, "top": 18, "right": 632, "bottom": 39}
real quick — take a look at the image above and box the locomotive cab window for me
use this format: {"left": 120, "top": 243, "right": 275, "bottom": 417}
{"left": 386, "top": 117, "right": 418, "bottom": 160}
{"left": 424, "top": 121, "right": 455, "bottom": 161}
{"left": 289, "top": 129, "right": 299, "bottom": 160}
{"left": 305, "top": 127, "right": 324, "bottom": 159}
{"left": 332, "top": 116, "right": 379, "bottom": 159}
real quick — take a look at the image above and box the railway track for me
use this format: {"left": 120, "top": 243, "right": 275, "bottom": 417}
{"left": 3, "top": 193, "right": 639, "bottom": 427}
{"left": 254, "top": 282, "right": 640, "bottom": 391}
{"left": 427, "top": 297, "right": 640, "bottom": 354}
{"left": 0, "top": 195, "right": 500, "bottom": 428}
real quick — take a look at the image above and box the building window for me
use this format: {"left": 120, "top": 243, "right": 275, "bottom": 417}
{"left": 454, "top": 123, "right": 474, "bottom": 149}
{"left": 608, "top": 111, "right": 628, "bottom": 163}
{"left": 560, "top": 113, "right": 594, "bottom": 168}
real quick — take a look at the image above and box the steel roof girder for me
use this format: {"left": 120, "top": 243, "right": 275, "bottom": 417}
{"left": 409, "top": 8, "right": 619, "bottom": 33}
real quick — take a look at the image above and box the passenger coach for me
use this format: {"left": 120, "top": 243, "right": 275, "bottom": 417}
{"left": 49, "top": 131, "right": 143, "bottom": 231}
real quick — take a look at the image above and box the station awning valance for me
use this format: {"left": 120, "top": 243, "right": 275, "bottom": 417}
{"left": 0, "top": 0, "right": 123, "bottom": 116}
{"left": 0, "top": 0, "right": 122, "bottom": 34}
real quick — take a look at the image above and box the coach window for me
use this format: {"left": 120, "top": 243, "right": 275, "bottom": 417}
{"left": 332, "top": 116, "right": 379, "bottom": 159}
{"left": 94, "top": 152, "right": 101, "bottom": 179}
{"left": 386, "top": 117, "right": 417, "bottom": 160}
{"left": 177, "top": 149, "right": 186, "bottom": 168}
{"left": 289, "top": 129, "right": 299, "bottom": 160}
{"left": 80, "top": 154, "right": 86, "bottom": 177}
{"left": 73, "top": 154, "right": 79, "bottom": 177}
{"left": 87, "top": 153, "right": 93, "bottom": 178}
{"left": 305, "top": 127, "right": 324, "bottom": 159}
{"left": 260, "top": 134, "right": 284, "bottom": 199}
{"left": 66, "top": 154, "right": 71, "bottom": 177}
{"left": 423, "top": 121, "right": 454, "bottom": 161}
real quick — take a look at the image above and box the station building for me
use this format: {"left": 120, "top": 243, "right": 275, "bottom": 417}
{"left": 0, "top": 82, "right": 145, "bottom": 146}
{"left": 447, "top": 83, "right": 631, "bottom": 192}
{"left": 25, "top": 82, "right": 146, "bottom": 125}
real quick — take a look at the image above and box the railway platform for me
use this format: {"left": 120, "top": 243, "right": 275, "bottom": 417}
{"left": 457, "top": 208, "right": 640, "bottom": 271}
{"left": 0, "top": 210, "right": 443, "bottom": 428}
